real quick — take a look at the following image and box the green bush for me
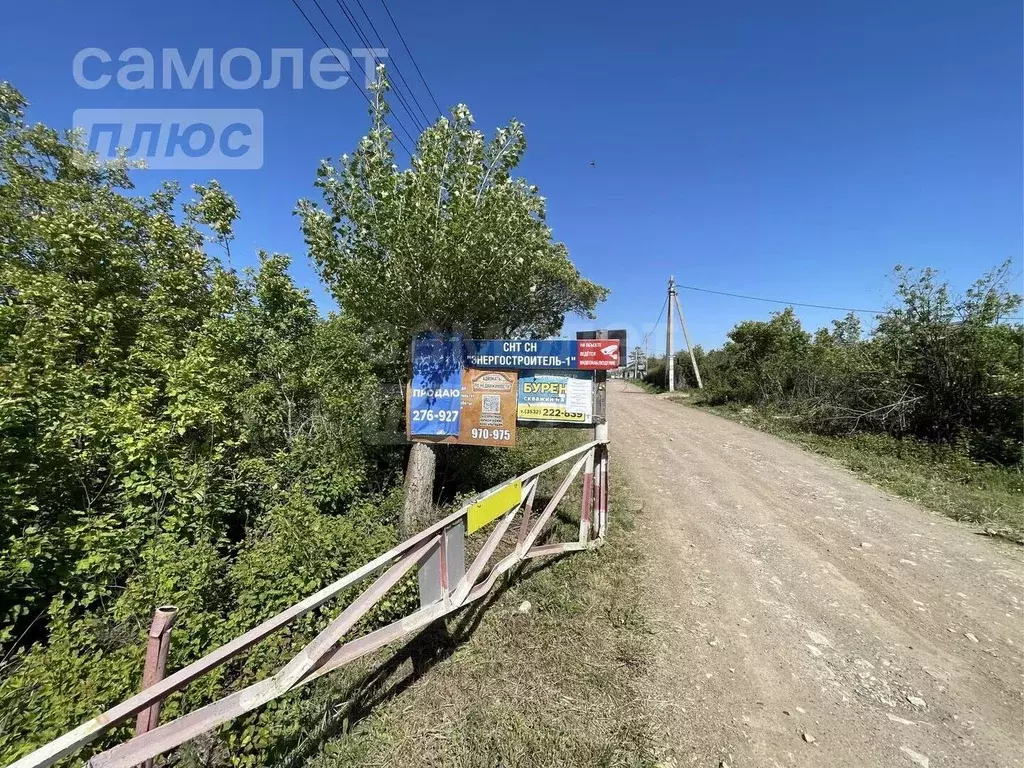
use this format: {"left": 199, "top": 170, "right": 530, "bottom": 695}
{"left": 0, "top": 82, "right": 407, "bottom": 764}
{"left": 667, "top": 265, "right": 1023, "bottom": 466}
{"left": 0, "top": 77, "right": 606, "bottom": 766}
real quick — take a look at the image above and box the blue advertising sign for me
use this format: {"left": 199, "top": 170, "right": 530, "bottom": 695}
{"left": 465, "top": 339, "right": 579, "bottom": 370}
{"left": 408, "top": 334, "right": 463, "bottom": 437}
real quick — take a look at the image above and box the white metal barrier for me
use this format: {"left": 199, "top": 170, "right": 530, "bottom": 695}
{"left": 9, "top": 437, "right": 610, "bottom": 768}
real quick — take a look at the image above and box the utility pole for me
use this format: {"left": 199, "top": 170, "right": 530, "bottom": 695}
{"left": 666, "top": 276, "right": 675, "bottom": 392}
{"left": 673, "top": 291, "right": 703, "bottom": 389}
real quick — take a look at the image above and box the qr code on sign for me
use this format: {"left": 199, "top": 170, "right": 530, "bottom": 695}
{"left": 482, "top": 395, "right": 501, "bottom": 414}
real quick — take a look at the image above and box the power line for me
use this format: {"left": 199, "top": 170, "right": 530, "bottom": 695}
{"left": 676, "top": 284, "right": 884, "bottom": 315}
{"left": 640, "top": 294, "right": 668, "bottom": 350}
{"left": 675, "top": 283, "right": 1024, "bottom": 324}
{"left": 351, "top": 0, "right": 436, "bottom": 125}
{"left": 377, "top": 0, "right": 444, "bottom": 116}
{"left": 290, "top": 0, "right": 416, "bottom": 155}
{"left": 292, "top": 0, "right": 416, "bottom": 151}
{"left": 331, "top": 0, "right": 429, "bottom": 134}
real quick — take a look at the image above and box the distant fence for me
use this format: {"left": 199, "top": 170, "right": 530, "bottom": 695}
{"left": 10, "top": 438, "right": 610, "bottom": 768}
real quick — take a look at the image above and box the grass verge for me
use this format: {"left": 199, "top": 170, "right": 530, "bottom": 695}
{"left": 672, "top": 398, "right": 1023, "bottom": 544}
{"left": 298, "top": 428, "right": 657, "bottom": 768}
{"left": 631, "top": 380, "right": 664, "bottom": 395}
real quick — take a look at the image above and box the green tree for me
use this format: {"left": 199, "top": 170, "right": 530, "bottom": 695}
{"left": 0, "top": 82, "right": 402, "bottom": 763}
{"left": 871, "top": 262, "right": 1023, "bottom": 461}
{"left": 714, "top": 307, "right": 812, "bottom": 403}
{"left": 681, "top": 262, "right": 1021, "bottom": 465}
{"left": 674, "top": 344, "right": 706, "bottom": 389}
{"left": 297, "top": 68, "right": 607, "bottom": 530}
{"left": 628, "top": 346, "right": 645, "bottom": 377}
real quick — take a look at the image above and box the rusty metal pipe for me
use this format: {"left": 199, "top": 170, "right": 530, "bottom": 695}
{"left": 134, "top": 606, "right": 177, "bottom": 767}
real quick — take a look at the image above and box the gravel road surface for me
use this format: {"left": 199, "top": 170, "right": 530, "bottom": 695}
{"left": 609, "top": 381, "right": 1023, "bottom": 768}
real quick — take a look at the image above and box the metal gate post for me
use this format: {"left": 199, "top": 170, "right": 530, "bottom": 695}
{"left": 579, "top": 448, "right": 595, "bottom": 544}
{"left": 419, "top": 521, "right": 466, "bottom": 608}
{"left": 593, "top": 326, "right": 610, "bottom": 543}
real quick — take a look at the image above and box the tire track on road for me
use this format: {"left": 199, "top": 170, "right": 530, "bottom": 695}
{"left": 610, "top": 382, "right": 1023, "bottom": 768}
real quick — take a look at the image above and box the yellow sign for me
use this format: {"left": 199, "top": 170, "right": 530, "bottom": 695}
{"left": 466, "top": 480, "right": 523, "bottom": 534}
{"left": 516, "top": 372, "right": 593, "bottom": 424}
{"left": 517, "top": 404, "right": 588, "bottom": 422}
{"left": 522, "top": 381, "right": 567, "bottom": 395}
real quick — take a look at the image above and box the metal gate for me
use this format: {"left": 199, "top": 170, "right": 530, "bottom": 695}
{"left": 10, "top": 438, "right": 609, "bottom": 768}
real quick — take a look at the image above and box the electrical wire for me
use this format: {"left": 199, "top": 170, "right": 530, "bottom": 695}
{"left": 676, "top": 284, "right": 884, "bottom": 315}
{"left": 331, "top": 0, "right": 429, "bottom": 134}
{"left": 678, "top": 283, "right": 1023, "bottom": 322}
{"left": 377, "top": 0, "right": 444, "bottom": 116}
{"left": 351, "top": 0, "right": 436, "bottom": 125}
{"left": 290, "top": 0, "right": 416, "bottom": 155}
{"left": 640, "top": 294, "right": 668, "bottom": 351}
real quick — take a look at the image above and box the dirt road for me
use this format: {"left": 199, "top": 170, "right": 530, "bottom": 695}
{"left": 609, "top": 382, "right": 1023, "bottom": 768}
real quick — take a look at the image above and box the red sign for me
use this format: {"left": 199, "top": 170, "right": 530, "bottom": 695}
{"left": 577, "top": 339, "right": 620, "bottom": 369}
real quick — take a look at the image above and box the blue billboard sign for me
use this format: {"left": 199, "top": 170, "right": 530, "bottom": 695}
{"left": 464, "top": 339, "right": 579, "bottom": 370}
{"left": 408, "top": 334, "right": 463, "bottom": 437}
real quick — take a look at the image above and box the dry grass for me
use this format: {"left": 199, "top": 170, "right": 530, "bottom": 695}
{"left": 290, "top": 429, "right": 657, "bottom": 768}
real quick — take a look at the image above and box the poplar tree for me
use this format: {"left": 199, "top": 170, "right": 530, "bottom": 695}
{"left": 298, "top": 68, "right": 607, "bottom": 531}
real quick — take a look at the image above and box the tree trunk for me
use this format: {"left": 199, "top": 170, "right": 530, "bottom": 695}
{"left": 402, "top": 441, "right": 437, "bottom": 536}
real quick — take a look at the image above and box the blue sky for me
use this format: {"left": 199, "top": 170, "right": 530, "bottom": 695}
{"left": 2, "top": 0, "right": 1021, "bottom": 351}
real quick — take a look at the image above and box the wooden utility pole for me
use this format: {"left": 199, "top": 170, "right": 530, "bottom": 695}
{"left": 673, "top": 291, "right": 703, "bottom": 389}
{"left": 666, "top": 276, "right": 675, "bottom": 392}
